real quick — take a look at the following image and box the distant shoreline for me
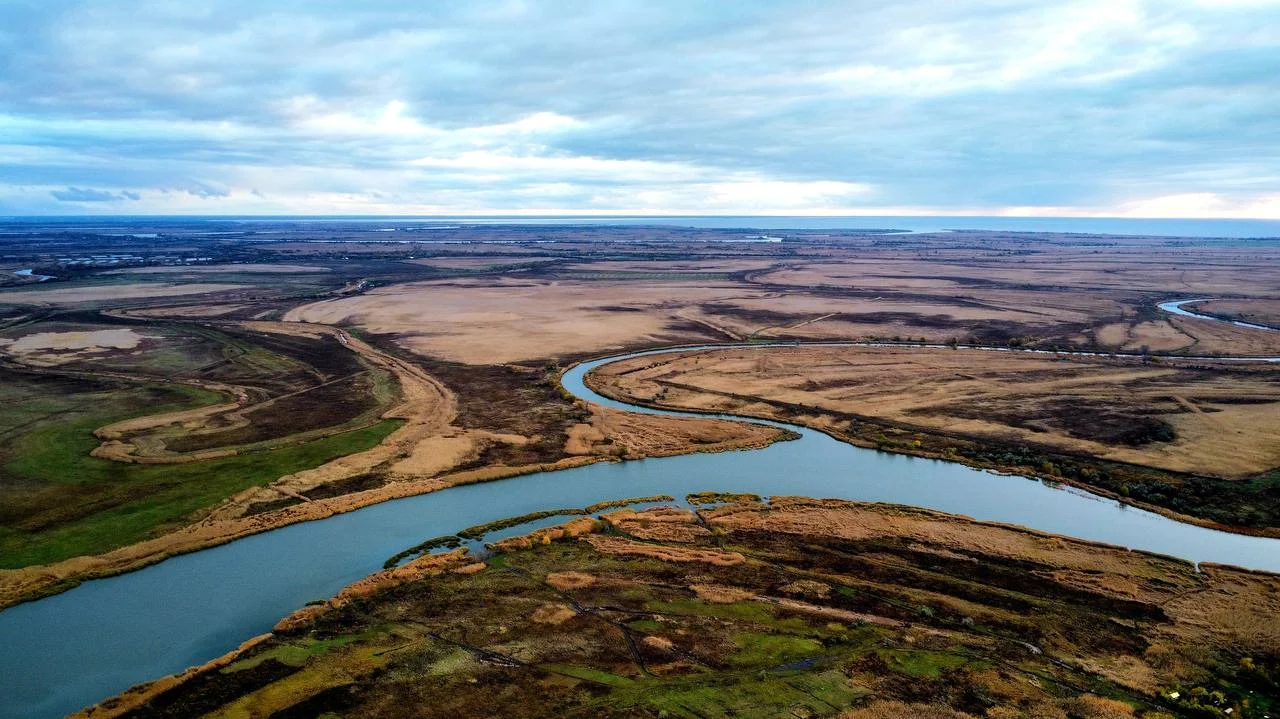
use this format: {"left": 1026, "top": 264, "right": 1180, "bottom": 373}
{"left": 2, "top": 214, "right": 1280, "bottom": 238}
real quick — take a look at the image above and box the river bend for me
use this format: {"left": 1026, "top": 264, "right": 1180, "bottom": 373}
{"left": 3, "top": 321, "right": 1280, "bottom": 718}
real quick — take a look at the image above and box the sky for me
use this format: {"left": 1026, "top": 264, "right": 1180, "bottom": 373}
{"left": 1, "top": 0, "right": 1278, "bottom": 217}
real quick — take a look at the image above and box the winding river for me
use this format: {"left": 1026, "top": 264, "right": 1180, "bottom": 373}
{"left": 1158, "top": 299, "right": 1278, "bottom": 332}
{"left": 4, "top": 306, "right": 1280, "bottom": 718}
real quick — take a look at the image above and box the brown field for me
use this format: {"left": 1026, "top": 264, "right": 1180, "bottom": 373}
{"left": 560, "top": 258, "right": 782, "bottom": 273}
{"left": 117, "top": 303, "right": 252, "bottom": 318}
{"left": 564, "top": 405, "right": 784, "bottom": 458}
{"left": 1166, "top": 314, "right": 1280, "bottom": 355}
{"left": 756, "top": 246, "right": 1280, "bottom": 296}
{"left": 280, "top": 239, "right": 1280, "bottom": 364}
{"left": 0, "top": 282, "right": 247, "bottom": 305}
{"left": 0, "top": 328, "right": 159, "bottom": 365}
{"left": 588, "top": 346, "right": 1280, "bottom": 477}
{"left": 283, "top": 277, "right": 760, "bottom": 363}
{"left": 1094, "top": 320, "right": 1195, "bottom": 352}
{"left": 1196, "top": 298, "right": 1280, "bottom": 328}
{"left": 258, "top": 241, "right": 548, "bottom": 255}
{"left": 406, "top": 257, "right": 559, "bottom": 269}
{"left": 86, "top": 498, "right": 1280, "bottom": 719}
{"left": 105, "top": 264, "right": 330, "bottom": 274}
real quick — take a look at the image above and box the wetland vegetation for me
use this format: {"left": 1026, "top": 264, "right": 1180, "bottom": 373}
{"left": 1, "top": 219, "right": 1278, "bottom": 718}
{"left": 88, "top": 499, "right": 1280, "bottom": 719}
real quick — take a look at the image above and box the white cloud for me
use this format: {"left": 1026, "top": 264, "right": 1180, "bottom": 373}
{"left": 1, "top": 0, "right": 1277, "bottom": 216}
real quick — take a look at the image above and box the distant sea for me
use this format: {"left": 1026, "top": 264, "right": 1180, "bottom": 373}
{"left": 6, "top": 215, "right": 1280, "bottom": 238}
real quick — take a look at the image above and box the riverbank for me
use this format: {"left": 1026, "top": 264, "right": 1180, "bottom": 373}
{"left": 75, "top": 497, "right": 1280, "bottom": 719}
{"left": 584, "top": 347, "right": 1280, "bottom": 538}
{"left": 0, "top": 315, "right": 796, "bottom": 610}
{"left": 0, "top": 396, "right": 790, "bottom": 611}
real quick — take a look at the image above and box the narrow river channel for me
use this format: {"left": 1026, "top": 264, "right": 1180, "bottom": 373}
{"left": 1158, "top": 299, "right": 1278, "bottom": 332}
{"left": 3, "top": 305, "right": 1279, "bottom": 718}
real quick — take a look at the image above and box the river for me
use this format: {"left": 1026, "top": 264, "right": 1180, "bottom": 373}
{"left": 1158, "top": 299, "right": 1278, "bottom": 332}
{"left": 3, "top": 312, "right": 1280, "bottom": 718}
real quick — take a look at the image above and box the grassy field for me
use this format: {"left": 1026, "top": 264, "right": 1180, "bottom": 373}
{"left": 0, "top": 371, "right": 399, "bottom": 568}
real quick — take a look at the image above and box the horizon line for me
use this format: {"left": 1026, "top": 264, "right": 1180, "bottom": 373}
{"left": 5, "top": 213, "right": 1280, "bottom": 221}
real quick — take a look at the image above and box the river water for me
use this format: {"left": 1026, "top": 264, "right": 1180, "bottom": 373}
{"left": 3, "top": 337, "right": 1280, "bottom": 717}
{"left": 1158, "top": 299, "right": 1278, "bottom": 332}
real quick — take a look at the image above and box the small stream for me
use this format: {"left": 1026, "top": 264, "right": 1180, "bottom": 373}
{"left": 2, "top": 303, "right": 1279, "bottom": 718}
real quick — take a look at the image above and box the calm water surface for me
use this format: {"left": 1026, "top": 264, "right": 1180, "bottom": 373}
{"left": 1159, "top": 299, "right": 1278, "bottom": 332}
{"left": 3, "top": 346, "right": 1280, "bottom": 718}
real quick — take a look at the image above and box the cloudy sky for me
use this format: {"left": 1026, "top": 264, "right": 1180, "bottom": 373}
{"left": 1, "top": 0, "right": 1278, "bottom": 216}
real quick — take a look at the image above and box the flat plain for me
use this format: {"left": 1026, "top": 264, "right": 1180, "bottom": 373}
{"left": 2, "top": 219, "right": 1278, "bottom": 718}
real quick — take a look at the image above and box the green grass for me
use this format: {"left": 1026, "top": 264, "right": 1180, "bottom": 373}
{"left": 727, "top": 631, "right": 824, "bottom": 667}
{"left": 878, "top": 648, "right": 972, "bottom": 678}
{"left": 542, "top": 664, "right": 635, "bottom": 687}
{"left": 222, "top": 631, "right": 374, "bottom": 673}
{"left": 0, "top": 414, "right": 400, "bottom": 568}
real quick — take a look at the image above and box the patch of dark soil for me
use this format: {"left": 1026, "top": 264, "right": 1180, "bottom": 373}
{"left": 408, "top": 357, "right": 591, "bottom": 467}
{"left": 302, "top": 472, "right": 388, "bottom": 500}
{"left": 1194, "top": 396, "right": 1279, "bottom": 405}
{"left": 838, "top": 311, "right": 972, "bottom": 329}
{"left": 924, "top": 397, "right": 1178, "bottom": 447}
{"left": 700, "top": 303, "right": 802, "bottom": 327}
{"left": 117, "top": 658, "right": 301, "bottom": 719}
{"left": 164, "top": 373, "right": 382, "bottom": 452}
{"left": 243, "top": 495, "right": 303, "bottom": 516}
{"left": 0, "top": 364, "right": 122, "bottom": 397}
{"left": 231, "top": 327, "right": 366, "bottom": 380}
{"left": 268, "top": 683, "right": 362, "bottom": 719}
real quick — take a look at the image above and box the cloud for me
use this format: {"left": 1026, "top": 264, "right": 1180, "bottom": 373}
{"left": 49, "top": 187, "right": 140, "bottom": 202}
{"left": 181, "top": 181, "right": 231, "bottom": 198}
{"left": 2, "top": 0, "right": 1278, "bottom": 216}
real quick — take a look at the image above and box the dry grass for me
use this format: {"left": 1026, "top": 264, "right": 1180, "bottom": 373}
{"left": 590, "top": 346, "right": 1280, "bottom": 476}
{"left": 1197, "top": 298, "right": 1280, "bottom": 327}
{"left": 283, "top": 277, "right": 752, "bottom": 363}
{"left": 1169, "top": 314, "right": 1280, "bottom": 356}
{"left": 0, "top": 328, "right": 162, "bottom": 366}
{"left": 565, "top": 405, "right": 784, "bottom": 459}
{"left": 758, "top": 245, "right": 1280, "bottom": 296}
{"left": 117, "top": 304, "right": 251, "bottom": 318}
{"left": 406, "top": 257, "right": 558, "bottom": 269}
{"left": 0, "top": 283, "right": 247, "bottom": 305}
{"left": 281, "top": 239, "right": 1280, "bottom": 362}
{"left": 105, "top": 264, "right": 329, "bottom": 274}
{"left": 689, "top": 584, "right": 755, "bottom": 603}
{"left": 583, "top": 535, "right": 746, "bottom": 566}
{"left": 530, "top": 603, "right": 577, "bottom": 625}
{"left": 545, "top": 571, "right": 597, "bottom": 591}
{"left": 1095, "top": 320, "right": 1195, "bottom": 352}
